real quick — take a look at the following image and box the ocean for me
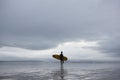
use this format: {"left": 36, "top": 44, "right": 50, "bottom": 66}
{"left": 0, "top": 61, "right": 120, "bottom": 80}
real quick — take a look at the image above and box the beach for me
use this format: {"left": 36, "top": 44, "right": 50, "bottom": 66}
{"left": 0, "top": 61, "right": 120, "bottom": 80}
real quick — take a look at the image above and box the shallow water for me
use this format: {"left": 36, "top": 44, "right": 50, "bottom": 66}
{"left": 0, "top": 61, "right": 120, "bottom": 80}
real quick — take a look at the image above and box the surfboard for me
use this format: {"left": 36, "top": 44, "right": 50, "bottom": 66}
{"left": 52, "top": 54, "right": 68, "bottom": 61}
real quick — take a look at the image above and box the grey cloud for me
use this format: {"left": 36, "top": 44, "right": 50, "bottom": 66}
{"left": 0, "top": 0, "right": 120, "bottom": 56}
{"left": 96, "top": 36, "right": 120, "bottom": 56}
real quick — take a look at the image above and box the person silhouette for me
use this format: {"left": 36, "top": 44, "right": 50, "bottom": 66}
{"left": 60, "top": 51, "right": 64, "bottom": 63}
{"left": 60, "top": 51, "right": 64, "bottom": 79}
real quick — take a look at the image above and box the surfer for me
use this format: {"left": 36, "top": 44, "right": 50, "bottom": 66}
{"left": 52, "top": 52, "right": 67, "bottom": 61}
{"left": 60, "top": 51, "right": 64, "bottom": 79}
{"left": 52, "top": 51, "right": 67, "bottom": 80}
{"left": 60, "top": 51, "right": 64, "bottom": 63}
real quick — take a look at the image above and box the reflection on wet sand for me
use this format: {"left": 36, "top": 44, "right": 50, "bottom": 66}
{"left": 52, "top": 69, "right": 67, "bottom": 80}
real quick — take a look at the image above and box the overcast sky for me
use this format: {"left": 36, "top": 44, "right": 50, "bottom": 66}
{"left": 0, "top": 0, "right": 120, "bottom": 61}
